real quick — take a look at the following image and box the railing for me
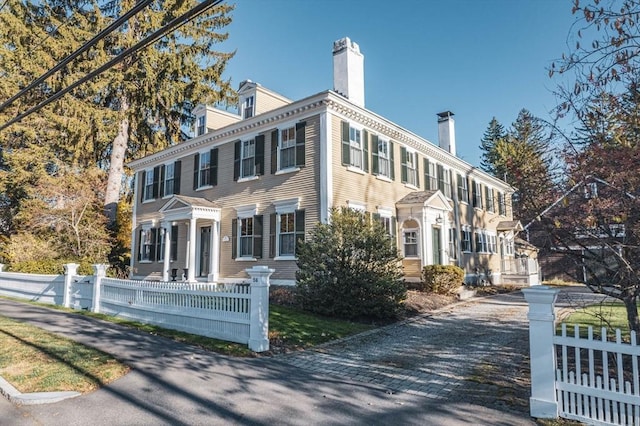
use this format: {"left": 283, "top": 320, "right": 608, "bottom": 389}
{"left": 523, "top": 287, "right": 640, "bottom": 424}
{"left": 0, "top": 263, "right": 273, "bottom": 352}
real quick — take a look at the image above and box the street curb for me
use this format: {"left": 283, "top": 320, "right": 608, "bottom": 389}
{"left": 0, "top": 375, "right": 80, "bottom": 405}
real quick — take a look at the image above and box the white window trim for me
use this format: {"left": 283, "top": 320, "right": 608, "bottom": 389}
{"left": 240, "top": 138, "right": 256, "bottom": 179}
{"left": 142, "top": 168, "right": 155, "bottom": 203}
{"left": 377, "top": 206, "right": 393, "bottom": 218}
{"left": 461, "top": 225, "right": 472, "bottom": 253}
{"left": 403, "top": 228, "right": 420, "bottom": 258}
{"left": 377, "top": 137, "right": 392, "bottom": 179}
{"left": 274, "top": 198, "right": 300, "bottom": 214}
{"left": 275, "top": 167, "right": 300, "bottom": 176}
{"left": 235, "top": 204, "right": 257, "bottom": 219}
{"left": 404, "top": 148, "right": 418, "bottom": 188}
{"left": 162, "top": 162, "right": 176, "bottom": 199}
{"left": 347, "top": 200, "right": 366, "bottom": 212}
{"left": 347, "top": 122, "right": 365, "bottom": 170}
{"left": 237, "top": 175, "right": 259, "bottom": 183}
{"left": 195, "top": 149, "right": 213, "bottom": 189}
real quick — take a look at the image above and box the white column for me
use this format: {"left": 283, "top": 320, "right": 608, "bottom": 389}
{"left": 209, "top": 220, "right": 220, "bottom": 282}
{"left": 246, "top": 265, "right": 274, "bottom": 352}
{"left": 522, "top": 286, "right": 560, "bottom": 419}
{"left": 91, "top": 264, "right": 108, "bottom": 314}
{"left": 63, "top": 263, "right": 79, "bottom": 308}
{"left": 188, "top": 217, "right": 197, "bottom": 282}
{"left": 162, "top": 224, "right": 171, "bottom": 282}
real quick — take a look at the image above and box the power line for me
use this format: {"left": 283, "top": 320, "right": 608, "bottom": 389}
{"left": 0, "top": 0, "right": 224, "bottom": 132}
{"left": 0, "top": 0, "right": 155, "bottom": 113}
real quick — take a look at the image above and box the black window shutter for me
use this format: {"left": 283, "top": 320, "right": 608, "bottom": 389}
{"left": 457, "top": 173, "right": 463, "bottom": 201}
{"left": 271, "top": 129, "right": 278, "bottom": 174}
{"left": 137, "top": 229, "right": 143, "bottom": 261}
{"left": 170, "top": 225, "right": 178, "bottom": 261}
{"left": 210, "top": 148, "right": 218, "bottom": 186}
{"left": 391, "top": 216, "right": 397, "bottom": 239}
{"left": 174, "top": 161, "right": 181, "bottom": 195}
{"left": 341, "top": 121, "right": 350, "bottom": 165}
{"left": 231, "top": 219, "right": 237, "bottom": 259}
{"left": 269, "top": 213, "right": 276, "bottom": 258}
{"left": 296, "top": 121, "right": 306, "bottom": 167}
{"left": 415, "top": 153, "right": 420, "bottom": 188}
{"left": 389, "top": 141, "right": 395, "bottom": 180}
{"left": 362, "top": 130, "right": 369, "bottom": 172}
{"left": 437, "top": 164, "right": 444, "bottom": 192}
{"left": 295, "top": 209, "right": 305, "bottom": 254}
{"left": 139, "top": 171, "right": 146, "bottom": 202}
{"left": 193, "top": 153, "right": 200, "bottom": 190}
{"left": 152, "top": 166, "right": 160, "bottom": 198}
{"left": 255, "top": 135, "right": 265, "bottom": 176}
{"left": 159, "top": 165, "right": 165, "bottom": 198}
{"left": 400, "top": 147, "right": 407, "bottom": 183}
{"left": 233, "top": 141, "right": 241, "bottom": 181}
{"left": 149, "top": 228, "right": 157, "bottom": 261}
{"left": 253, "top": 215, "right": 263, "bottom": 258}
{"left": 371, "top": 134, "right": 379, "bottom": 175}
{"left": 424, "top": 158, "right": 430, "bottom": 190}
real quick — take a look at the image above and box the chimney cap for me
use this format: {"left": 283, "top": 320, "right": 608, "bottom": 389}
{"left": 437, "top": 111, "right": 454, "bottom": 119}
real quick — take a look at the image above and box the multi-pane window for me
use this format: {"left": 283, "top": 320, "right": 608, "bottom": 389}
{"left": 280, "top": 127, "right": 296, "bottom": 169}
{"left": 377, "top": 139, "right": 390, "bottom": 178}
{"left": 139, "top": 229, "right": 155, "bottom": 261}
{"left": 197, "top": 116, "right": 206, "bottom": 136}
{"left": 163, "top": 163, "right": 175, "bottom": 197}
{"left": 379, "top": 216, "right": 393, "bottom": 236}
{"left": 239, "top": 217, "right": 253, "bottom": 257}
{"left": 488, "top": 234, "right": 497, "bottom": 253}
{"left": 439, "top": 167, "right": 451, "bottom": 198}
{"left": 475, "top": 231, "right": 489, "bottom": 253}
{"left": 243, "top": 96, "right": 254, "bottom": 119}
{"left": 458, "top": 174, "right": 469, "bottom": 203}
{"left": 448, "top": 228, "right": 457, "bottom": 259}
{"left": 404, "top": 230, "right": 418, "bottom": 257}
{"left": 498, "top": 192, "right": 507, "bottom": 216}
{"left": 241, "top": 139, "right": 256, "bottom": 178}
{"left": 473, "top": 181, "right": 483, "bottom": 209}
{"left": 279, "top": 213, "right": 296, "bottom": 256}
{"left": 143, "top": 169, "right": 155, "bottom": 201}
{"left": 349, "top": 126, "right": 363, "bottom": 169}
{"left": 427, "top": 161, "right": 437, "bottom": 190}
{"left": 198, "top": 151, "right": 211, "bottom": 187}
{"left": 157, "top": 228, "right": 166, "bottom": 262}
{"left": 405, "top": 150, "right": 417, "bottom": 186}
{"left": 505, "top": 236, "right": 514, "bottom": 255}
{"left": 486, "top": 187, "right": 495, "bottom": 213}
{"left": 461, "top": 227, "right": 472, "bottom": 252}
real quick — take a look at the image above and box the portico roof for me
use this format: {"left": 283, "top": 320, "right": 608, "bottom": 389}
{"left": 159, "top": 195, "right": 221, "bottom": 222}
{"left": 396, "top": 190, "right": 453, "bottom": 211}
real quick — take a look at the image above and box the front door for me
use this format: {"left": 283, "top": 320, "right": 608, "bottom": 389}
{"left": 432, "top": 227, "right": 442, "bottom": 265}
{"left": 200, "top": 226, "right": 211, "bottom": 277}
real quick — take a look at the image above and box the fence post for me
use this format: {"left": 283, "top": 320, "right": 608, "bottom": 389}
{"left": 246, "top": 266, "right": 274, "bottom": 352}
{"left": 63, "top": 263, "right": 79, "bottom": 308}
{"left": 0, "top": 264, "right": 4, "bottom": 272}
{"left": 91, "top": 264, "right": 108, "bottom": 314}
{"left": 522, "top": 286, "right": 560, "bottom": 419}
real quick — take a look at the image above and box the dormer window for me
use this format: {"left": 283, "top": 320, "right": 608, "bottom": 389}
{"left": 196, "top": 116, "right": 206, "bottom": 136}
{"left": 243, "top": 96, "right": 254, "bottom": 119}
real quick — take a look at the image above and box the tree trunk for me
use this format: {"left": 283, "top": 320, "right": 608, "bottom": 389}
{"left": 623, "top": 294, "right": 640, "bottom": 334}
{"left": 104, "top": 101, "right": 129, "bottom": 227}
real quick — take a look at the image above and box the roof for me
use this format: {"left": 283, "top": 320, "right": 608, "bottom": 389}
{"left": 496, "top": 221, "right": 523, "bottom": 231}
{"left": 172, "top": 195, "right": 220, "bottom": 209}
{"left": 396, "top": 190, "right": 439, "bottom": 204}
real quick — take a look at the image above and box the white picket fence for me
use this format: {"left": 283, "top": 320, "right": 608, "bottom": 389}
{"left": 0, "top": 264, "right": 273, "bottom": 352}
{"left": 524, "top": 287, "right": 640, "bottom": 425}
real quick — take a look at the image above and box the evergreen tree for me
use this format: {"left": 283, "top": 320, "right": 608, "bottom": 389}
{"left": 479, "top": 117, "right": 506, "bottom": 175}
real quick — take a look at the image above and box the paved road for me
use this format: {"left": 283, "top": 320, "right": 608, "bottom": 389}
{"left": 0, "top": 287, "right": 603, "bottom": 425}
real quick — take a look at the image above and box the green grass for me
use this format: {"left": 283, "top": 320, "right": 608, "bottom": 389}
{"left": 0, "top": 315, "right": 129, "bottom": 393}
{"left": 560, "top": 302, "right": 634, "bottom": 340}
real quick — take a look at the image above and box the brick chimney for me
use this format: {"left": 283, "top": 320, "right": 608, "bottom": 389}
{"left": 437, "top": 111, "right": 456, "bottom": 156}
{"left": 332, "top": 37, "right": 365, "bottom": 108}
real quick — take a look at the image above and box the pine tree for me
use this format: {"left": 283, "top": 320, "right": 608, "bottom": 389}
{"left": 479, "top": 117, "right": 506, "bottom": 175}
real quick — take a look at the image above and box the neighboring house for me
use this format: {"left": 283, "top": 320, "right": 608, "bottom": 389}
{"left": 128, "top": 37, "right": 523, "bottom": 286}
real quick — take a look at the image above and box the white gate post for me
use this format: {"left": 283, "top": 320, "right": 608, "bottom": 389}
{"left": 63, "top": 263, "right": 79, "bottom": 308}
{"left": 0, "top": 264, "right": 4, "bottom": 272}
{"left": 522, "top": 286, "right": 560, "bottom": 419}
{"left": 91, "top": 264, "right": 108, "bottom": 314}
{"left": 246, "top": 266, "right": 274, "bottom": 352}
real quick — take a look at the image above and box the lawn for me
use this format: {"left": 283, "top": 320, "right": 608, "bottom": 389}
{"left": 560, "top": 302, "right": 635, "bottom": 340}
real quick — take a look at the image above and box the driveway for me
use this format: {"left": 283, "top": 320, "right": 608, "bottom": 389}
{"left": 0, "top": 286, "right": 602, "bottom": 425}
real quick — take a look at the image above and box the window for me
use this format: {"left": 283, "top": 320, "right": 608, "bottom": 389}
{"left": 234, "top": 136, "right": 264, "bottom": 180}
{"left": 473, "top": 181, "right": 483, "bottom": 209}
{"left": 193, "top": 149, "right": 218, "bottom": 189}
{"left": 157, "top": 228, "right": 166, "bottom": 262}
{"left": 458, "top": 174, "right": 469, "bottom": 203}
{"left": 269, "top": 210, "right": 305, "bottom": 258}
{"left": 161, "top": 162, "right": 181, "bottom": 197}
{"left": 448, "top": 228, "right": 457, "bottom": 259}
{"left": 143, "top": 169, "right": 155, "bottom": 201}
{"left": 373, "top": 211, "right": 396, "bottom": 240}
{"left": 488, "top": 234, "right": 497, "bottom": 254}
{"left": 138, "top": 228, "right": 156, "bottom": 262}
{"left": 504, "top": 236, "right": 515, "bottom": 256}
{"left": 232, "top": 214, "right": 263, "bottom": 259}
{"left": 401, "top": 147, "right": 419, "bottom": 187}
{"left": 404, "top": 230, "right": 418, "bottom": 257}
{"left": 485, "top": 187, "right": 495, "bottom": 213}
{"left": 461, "top": 227, "right": 472, "bottom": 252}
{"left": 424, "top": 159, "right": 437, "bottom": 190}
{"left": 475, "top": 231, "right": 489, "bottom": 253}
{"left": 498, "top": 192, "right": 507, "bottom": 216}
{"left": 243, "top": 96, "right": 254, "bottom": 119}
{"left": 280, "top": 127, "right": 296, "bottom": 169}
{"left": 437, "top": 165, "right": 452, "bottom": 198}
{"left": 341, "top": 121, "right": 368, "bottom": 172}
{"left": 372, "top": 137, "right": 394, "bottom": 179}
{"left": 197, "top": 116, "right": 206, "bottom": 136}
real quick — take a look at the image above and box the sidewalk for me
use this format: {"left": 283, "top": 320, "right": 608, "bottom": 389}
{"left": 0, "top": 295, "right": 541, "bottom": 425}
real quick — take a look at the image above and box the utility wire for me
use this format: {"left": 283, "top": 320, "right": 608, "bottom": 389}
{"left": 0, "top": 0, "right": 223, "bottom": 132}
{"left": 0, "top": 0, "right": 155, "bottom": 113}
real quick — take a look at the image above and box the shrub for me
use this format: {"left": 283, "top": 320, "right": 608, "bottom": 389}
{"left": 8, "top": 259, "right": 97, "bottom": 275}
{"left": 421, "top": 265, "right": 465, "bottom": 295}
{"left": 296, "top": 208, "right": 406, "bottom": 320}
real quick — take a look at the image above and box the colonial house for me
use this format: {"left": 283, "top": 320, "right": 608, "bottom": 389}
{"left": 128, "top": 37, "right": 523, "bottom": 286}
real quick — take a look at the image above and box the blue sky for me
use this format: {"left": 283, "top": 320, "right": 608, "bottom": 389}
{"left": 219, "top": 0, "right": 577, "bottom": 167}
